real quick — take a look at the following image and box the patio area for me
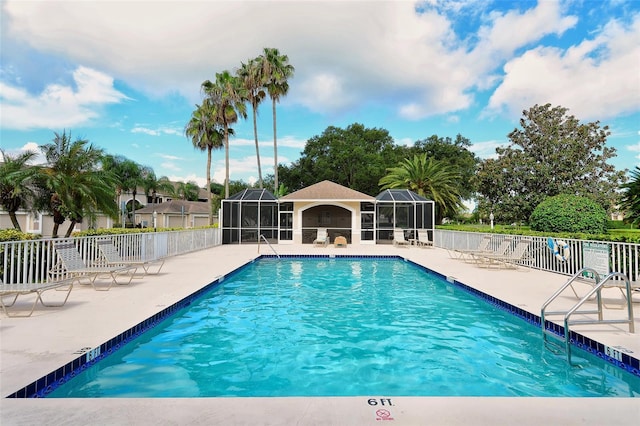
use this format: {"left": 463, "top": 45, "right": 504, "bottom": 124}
{"left": 1, "top": 244, "right": 638, "bottom": 425}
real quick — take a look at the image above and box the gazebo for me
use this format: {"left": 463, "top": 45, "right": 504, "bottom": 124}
{"left": 221, "top": 189, "right": 279, "bottom": 244}
{"left": 375, "top": 189, "right": 435, "bottom": 243}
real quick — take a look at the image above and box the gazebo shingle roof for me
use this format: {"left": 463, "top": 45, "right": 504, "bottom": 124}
{"left": 280, "top": 180, "right": 375, "bottom": 201}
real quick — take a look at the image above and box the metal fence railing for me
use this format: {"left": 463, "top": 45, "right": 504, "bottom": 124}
{"left": 434, "top": 229, "right": 640, "bottom": 281}
{"left": 0, "top": 228, "right": 222, "bottom": 284}
{"left": 3, "top": 228, "right": 638, "bottom": 284}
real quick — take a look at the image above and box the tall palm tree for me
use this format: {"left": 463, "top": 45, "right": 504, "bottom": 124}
{"left": 260, "top": 47, "right": 295, "bottom": 193}
{"left": 185, "top": 102, "right": 225, "bottom": 225}
{"left": 201, "top": 70, "right": 248, "bottom": 198}
{"left": 379, "top": 154, "right": 464, "bottom": 223}
{"left": 0, "top": 150, "right": 40, "bottom": 231}
{"left": 40, "top": 131, "right": 118, "bottom": 237}
{"left": 173, "top": 181, "right": 200, "bottom": 201}
{"left": 102, "top": 155, "right": 143, "bottom": 227}
{"left": 237, "top": 58, "right": 266, "bottom": 189}
{"left": 141, "top": 170, "right": 173, "bottom": 205}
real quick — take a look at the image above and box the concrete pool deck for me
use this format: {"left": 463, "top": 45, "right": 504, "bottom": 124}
{"left": 1, "top": 244, "right": 639, "bottom": 425}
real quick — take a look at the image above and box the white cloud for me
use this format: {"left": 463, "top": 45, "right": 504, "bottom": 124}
{"left": 0, "top": 0, "right": 582, "bottom": 123}
{"left": 0, "top": 142, "right": 46, "bottom": 164}
{"left": 394, "top": 137, "right": 415, "bottom": 147}
{"left": 2, "top": 0, "right": 637, "bottom": 154}
{"left": 167, "top": 173, "right": 207, "bottom": 188}
{"left": 160, "top": 161, "right": 181, "bottom": 172}
{"left": 295, "top": 73, "right": 356, "bottom": 114}
{"left": 486, "top": 13, "right": 640, "bottom": 120}
{"left": 0, "top": 66, "right": 128, "bottom": 130}
{"left": 469, "top": 139, "right": 507, "bottom": 159}
{"left": 628, "top": 143, "right": 640, "bottom": 152}
{"left": 132, "top": 125, "right": 182, "bottom": 136}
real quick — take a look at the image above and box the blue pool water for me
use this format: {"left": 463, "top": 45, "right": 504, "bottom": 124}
{"left": 48, "top": 257, "right": 640, "bottom": 398}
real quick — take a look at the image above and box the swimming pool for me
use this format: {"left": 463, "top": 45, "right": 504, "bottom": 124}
{"left": 44, "top": 256, "right": 639, "bottom": 398}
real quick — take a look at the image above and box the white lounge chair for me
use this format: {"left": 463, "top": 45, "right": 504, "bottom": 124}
{"left": 0, "top": 277, "right": 75, "bottom": 317}
{"left": 469, "top": 238, "right": 513, "bottom": 265}
{"left": 52, "top": 242, "right": 138, "bottom": 291}
{"left": 313, "top": 228, "right": 329, "bottom": 247}
{"left": 393, "top": 229, "right": 410, "bottom": 247}
{"left": 448, "top": 234, "right": 492, "bottom": 260}
{"left": 409, "top": 229, "right": 433, "bottom": 248}
{"left": 96, "top": 239, "right": 164, "bottom": 276}
{"left": 476, "top": 238, "right": 534, "bottom": 270}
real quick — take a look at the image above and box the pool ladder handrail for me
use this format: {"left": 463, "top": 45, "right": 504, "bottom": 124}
{"left": 541, "top": 268, "right": 636, "bottom": 364}
{"left": 258, "top": 234, "right": 280, "bottom": 259}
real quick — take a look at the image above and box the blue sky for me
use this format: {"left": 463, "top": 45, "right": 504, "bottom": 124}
{"left": 1, "top": 0, "right": 639, "bottom": 189}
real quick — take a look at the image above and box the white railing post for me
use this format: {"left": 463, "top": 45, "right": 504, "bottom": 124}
{"left": 0, "top": 228, "right": 222, "bottom": 285}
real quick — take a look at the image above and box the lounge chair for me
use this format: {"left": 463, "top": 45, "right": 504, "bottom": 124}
{"left": 448, "top": 234, "right": 492, "bottom": 260}
{"left": 475, "top": 238, "right": 533, "bottom": 270}
{"left": 96, "top": 239, "right": 164, "bottom": 275}
{"left": 393, "top": 229, "right": 410, "bottom": 247}
{"left": 0, "top": 277, "right": 75, "bottom": 317}
{"left": 52, "top": 242, "right": 138, "bottom": 291}
{"left": 313, "top": 228, "right": 330, "bottom": 247}
{"left": 469, "top": 238, "right": 514, "bottom": 265}
{"left": 409, "top": 229, "right": 433, "bottom": 248}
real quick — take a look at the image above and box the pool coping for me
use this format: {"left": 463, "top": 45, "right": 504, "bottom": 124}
{"left": 7, "top": 253, "right": 639, "bottom": 399}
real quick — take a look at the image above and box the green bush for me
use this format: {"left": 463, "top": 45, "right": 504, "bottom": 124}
{"left": 0, "top": 229, "right": 37, "bottom": 242}
{"left": 529, "top": 194, "right": 608, "bottom": 234}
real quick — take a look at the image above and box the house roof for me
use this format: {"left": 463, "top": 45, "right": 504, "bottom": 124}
{"left": 135, "top": 200, "right": 210, "bottom": 215}
{"left": 280, "top": 180, "right": 375, "bottom": 201}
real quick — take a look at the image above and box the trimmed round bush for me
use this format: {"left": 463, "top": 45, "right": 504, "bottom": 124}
{"left": 529, "top": 194, "right": 608, "bottom": 234}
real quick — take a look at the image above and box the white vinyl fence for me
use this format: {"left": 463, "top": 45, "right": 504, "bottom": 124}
{"left": 0, "top": 228, "right": 221, "bottom": 284}
{"left": 434, "top": 229, "right": 640, "bottom": 281}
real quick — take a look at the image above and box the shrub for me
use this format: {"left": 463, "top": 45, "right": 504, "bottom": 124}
{"left": 529, "top": 194, "right": 607, "bottom": 234}
{"left": 0, "top": 229, "right": 37, "bottom": 242}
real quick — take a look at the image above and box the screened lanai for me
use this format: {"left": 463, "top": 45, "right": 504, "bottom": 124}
{"left": 375, "top": 189, "right": 435, "bottom": 244}
{"left": 221, "top": 189, "right": 279, "bottom": 244}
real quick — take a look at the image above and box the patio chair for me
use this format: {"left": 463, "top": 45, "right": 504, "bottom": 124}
{"left": 393, "top": 229, "right": 410, "bottom": 247}
{"left": 96, "top": 239, "right": 164, "bottom": 276}
{"left": 476, "top": 238, "right": 533, "bottom": 270}
{"left": 313, "top": 228, "right": 329, "bottom": 247}
{"left": 52, "top": 242, "right": 138, "bottom": 291}
{"left": 448, "top": 234, "right": 492, "bottom": 261}
{"left": 468, "top": 238, "right": 514, "bottom": 265}
{"left": 409, "top": 229, "right": 433, "bottom": 248}
{"left": 0, "top": 277, "right": 75, "bottom": 317}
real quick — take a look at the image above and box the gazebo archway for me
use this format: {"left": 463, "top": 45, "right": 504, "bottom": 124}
{"left": 301, "top": 204, "right": 353, "bottom": 244}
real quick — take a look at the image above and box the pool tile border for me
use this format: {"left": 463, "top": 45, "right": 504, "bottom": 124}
{"left": 6, "top": 254, "right": 639, "bottom": 398}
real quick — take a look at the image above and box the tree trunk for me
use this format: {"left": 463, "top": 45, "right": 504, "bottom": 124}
{"left": 272, "top": 99, "right": 278, "bottom": 194}
{"left": 224, "top": 126, "right": 230, "bottom": 199}
{"left": 9, "top": 212, "right": 22, "bottom": 231}
{"left": 131, "top": 189, "right": 137, "bottom": 227}
{"left": 206, "top": 147, "right": 213, "bottom": 225}
{"left": 253, "top": 106, "right": 263, "bottom": 189}
{"left": 51, "top": 194, "right": 64, "bottom": 238}
{"left": 64, "top": 220, "right": 77, "bottom": 238}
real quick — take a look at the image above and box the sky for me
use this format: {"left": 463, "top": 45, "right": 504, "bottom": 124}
{"left": 1, "top": 0, "right": 639, "bottom": 190}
